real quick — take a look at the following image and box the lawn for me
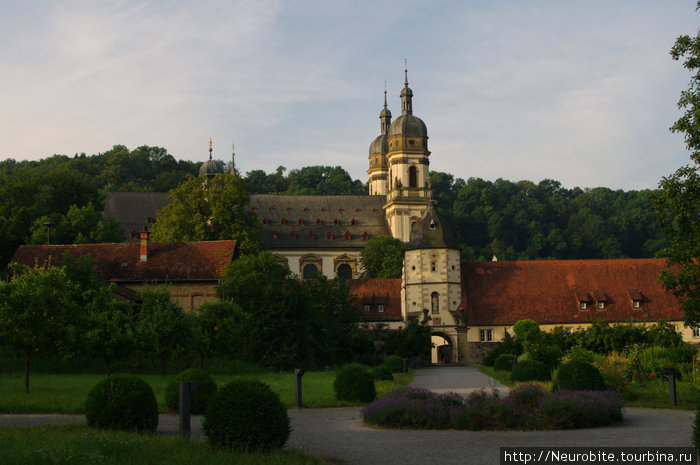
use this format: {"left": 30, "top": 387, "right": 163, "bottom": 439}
{"left": 0, "top": 424, "right": 324, "bottom": 465}
{"left": 0, "top": 370, "right": 413, "bottom": 414}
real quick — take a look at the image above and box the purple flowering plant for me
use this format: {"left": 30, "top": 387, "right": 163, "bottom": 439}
{"left": 361, "top": 384, "right": 624, "bottom": 430}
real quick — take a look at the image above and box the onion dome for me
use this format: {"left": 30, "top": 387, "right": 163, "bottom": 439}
{"left": 199, "top": 138, "right": 221, "bottom": 179}
{"left": 406, "top": 205, "right": 459, "bottom": 250}
{"left": 388, "top": 68, "right": 427, "bottom": 138}
{"left": 369, "top": 89, "right": 392, "bottom": 155}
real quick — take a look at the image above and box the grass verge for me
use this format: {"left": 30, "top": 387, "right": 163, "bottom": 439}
{"left": 480, "top": 365, "right": 700, "bottom": 410}
{"left": 0, "top": 424, "right": 324, "bottom": 465}
{"left": 0, "top": 370, "right": 413, "bottom": 414}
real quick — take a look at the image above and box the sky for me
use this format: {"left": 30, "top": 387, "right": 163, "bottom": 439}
{"left": 1, "top": 1, "right": 698, "bottom": 191}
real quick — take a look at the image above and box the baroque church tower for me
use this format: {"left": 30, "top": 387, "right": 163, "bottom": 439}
{"left": 369, "top": 69, "right": 464, "bottom": 363}
{"left": 382, "top": 69, "right": 432, "bottom": 242}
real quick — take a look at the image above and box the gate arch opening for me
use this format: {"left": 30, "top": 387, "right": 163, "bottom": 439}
{"left": 431, "top": 332, "right": 453, "bottom": 364}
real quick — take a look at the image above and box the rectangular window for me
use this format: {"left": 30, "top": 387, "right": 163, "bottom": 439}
{"left": 597, "top": 301, "right": 605, "bottom": 309}
{"left": 693, "top": 327, "right": 700, "bottom": 338}
{"left": 565, "top": 327, "right": 573, "bottom": 334}
{"left": 579, "top": 302, "right": 587, "bottom": 310}
{"left": 431, "top": 262, "right": 436, "bottom": 272}
{"left": 479, "top": 329, "right": 493, "bottom": 342}
{"left": 377, "top": 304, "right": 385, "bottom": 313}
{"left": 363, "top": 304, "right": 370, "bottom": 313}
{"left": 633, "top": 300, "right": 641, "bottom": 309}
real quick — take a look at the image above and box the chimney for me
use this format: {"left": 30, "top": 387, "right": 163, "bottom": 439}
{"left": 139, "top": 228, "right": 150, "bottom": 261}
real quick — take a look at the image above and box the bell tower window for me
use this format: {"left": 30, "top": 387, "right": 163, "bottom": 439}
{"left": 409, "top": 166, "right": 417, "bottom": 188}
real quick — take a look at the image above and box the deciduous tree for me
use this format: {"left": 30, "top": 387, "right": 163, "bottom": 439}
{"left": 656, "top": 5, "right": 700, "bottom": 325}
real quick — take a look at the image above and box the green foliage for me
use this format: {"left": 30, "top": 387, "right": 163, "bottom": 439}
{"left": 217, "top": 251, "right": 361, "bottom": 369}
{"left": 482, "top": 332, "right": 523, "bottom": 366}
{"left": 203, "top": 378, "right": 290, "bottom": 451}
{"left": 152, "top": 173, "right": 261, "bottom": 254}
{"left": 384, "top": 355, "right": 405, "bottom": 373}
{"left": 165, "top": 368, "right": 218, "bottom": 414}
{"left": 511, "top": 360, "right": 550, "bottom": 382}
{"left": 85, "top": 374, "right": 158, "bottom": 433}
{"left": 244, "top": 165, "right": 365, "bottom": 195}
{"left": 655, "top": 7, "right": 700, "bottom": 326}
{"left": 333, "top": 363, "right": 376, "bottom": 403}
{"left": 432, "top": 173, "right": 664, "bottom": 262}
{"left": 572, "top": 320, "right": 682, "bottom": 354}
{"left": 136, "top": 286, "right": 192, "bottom": 376}
{"left": 552, "top": 361, "right": 605, "bottom": 391}
{"left": 528, "top": 344, "right": 563, "bottom": 371}
{"left": 494, "top": 354, "right": 516, "bottom": 371}
{"left": 562, "top": 346, "right": 596, "bottom": 365}
{"left": 371, "top": 365, "right": 394, "bottom": 381}
{"left": 0, "top": 263, "right": 78, "bottom": 393}
{"left": 359, "top": 236, "right": 405, "bottom": 278}
{"left": 512, "top": 319, "right": 541, "bottom": 348}
{"left": 382, "top": 319, "right": 431, "bottom": 360}
{"left": 29, "top": 202, "right": 123, "bottom": 245}
{"left": 82, "top": 285, "right": 135, "bottom": 376}
{"left": 192, "top": 300, "right": 249, "bottom": 364}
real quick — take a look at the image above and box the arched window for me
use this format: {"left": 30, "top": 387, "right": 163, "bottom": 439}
{"left": 303, "top": 264, "right": 319, "bottom": 279}
{"left": 409, "top": 166, "right": 417, "bottom": 188}
{"left": 337, "top": 264, "right": 352, "bottom": 280}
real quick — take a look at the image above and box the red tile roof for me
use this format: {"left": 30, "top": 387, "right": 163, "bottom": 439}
{"left": 461, "top": 258, "right": 682, "bottom": 326}
{"left": 347, "top": 278, "right": 403, "bottom": 322}
{"left": 10, "top": 241, "right": 237, "bottom": 282}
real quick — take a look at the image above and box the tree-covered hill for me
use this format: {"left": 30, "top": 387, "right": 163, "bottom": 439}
{"left": 0, "top": 144, "right": 666, "bottom": 268}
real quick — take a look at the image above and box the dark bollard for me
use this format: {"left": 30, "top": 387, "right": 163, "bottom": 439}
{"left": 294, "top": 369, "right": 306, "bottom": 409}
{"left": 402, "top": 358, "right": 408, "bottom": 373}
{"left": 179, "top": 381, "right": 201, "bottom": 438}
{"left": 664, "top": 367, "right": 677, "bottom": 407}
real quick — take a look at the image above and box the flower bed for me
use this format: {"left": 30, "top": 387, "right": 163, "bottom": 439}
{"left": 361, "top": 385, "right": 624, "bottom": 430}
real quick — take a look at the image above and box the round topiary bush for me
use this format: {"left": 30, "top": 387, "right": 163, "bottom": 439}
{"left": 493, "top": 354, "right": 516, "bottom": 371}
{"left": 371, "top": 365, "right": 394, "bottom": 381}
{"left": 165, "top": 368, "right": 218, "bottom": 414}
{"left": 384, "top": 355, "right": 404, "bottom": 373}
{"left": 552, "top": 360, "right": 606, "bottom": 391}
{"left": 85, "top": 374, "right": 158, "bottom": 433}
{"left": 334, "top": 363, "right": 376, "bottom": 403}
{"left": 203, "top": 378, "right": 290, "bottom": 451}
{"left": 511, "top": 360, "right": 550, "bottom": 382}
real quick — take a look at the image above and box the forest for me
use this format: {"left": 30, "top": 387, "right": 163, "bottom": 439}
{"left": 0, "top": 144, "right": 665, "bottom": 267}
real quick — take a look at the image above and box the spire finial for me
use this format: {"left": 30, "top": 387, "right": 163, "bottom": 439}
{"left": 209, "top": 137, "right": 213, "bottom": 160}
{"left": 383, "top": 81, "right": 388, "bottom": 109}
{"left": 404, "top": 58, "right": 408, "bottom": 87}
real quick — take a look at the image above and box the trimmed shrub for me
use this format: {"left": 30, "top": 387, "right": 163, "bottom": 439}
{"left": 165, "top": 368, "right": 218, "bottom": 414}
{"left": 371, "top": 365, "right": 394, "bottom": 381}
{"left": 384, "top": 355, "right": 405, "bottom": 373}
{"left": 553, "top": 360, "right": 605, "bottom": 391}
{"left": 85, "top": 374, "right": 158, "bottom": 433}
{"left": 528, "top": 344, "right": 562, "bottom": 371}
{"left": 483, "top": 332, "right": 523, "bottom": 366}
{"left": 493, "top": 354, "right": 516, "bottom": 371}
{"left": 334, "top": 363, "right": 376, "bottom": 403}
{"left": 511, "top": 360, "right": 550, "bottom": 382}
{"left": 203, "top": 378, "right": 290, "bottom": 451}
{"left": 563, "top": 346, "right": 596, "bottom": 365}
